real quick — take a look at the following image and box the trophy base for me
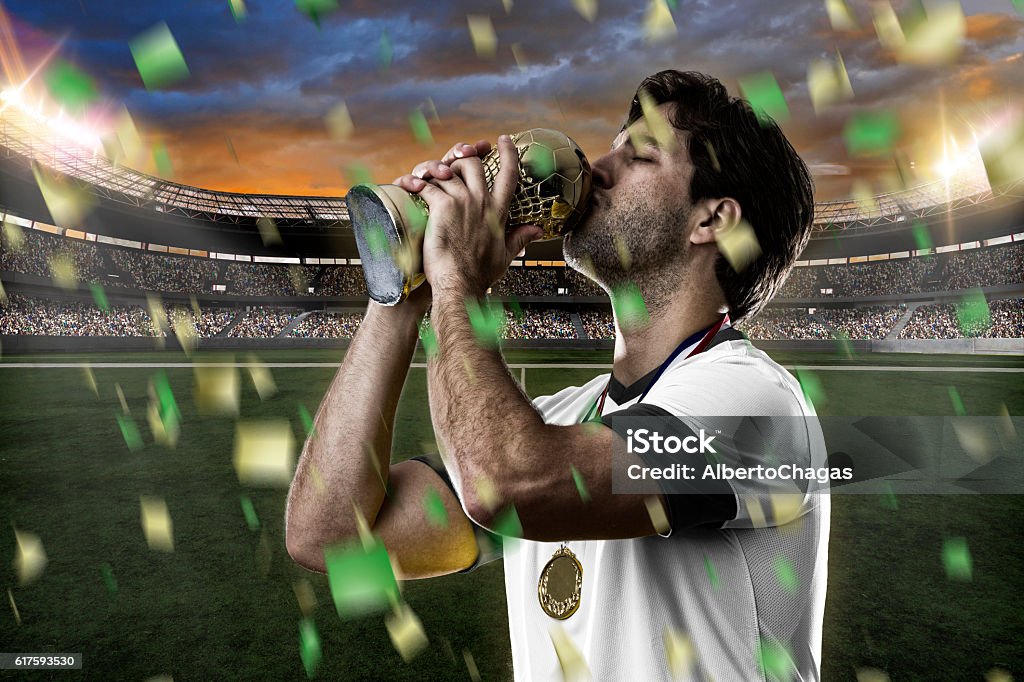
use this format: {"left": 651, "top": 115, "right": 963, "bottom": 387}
{"left": 346, "top": 184, "right": 427, "bottom": 306}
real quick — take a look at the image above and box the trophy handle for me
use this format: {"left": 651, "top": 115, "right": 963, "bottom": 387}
{"left": 346, "top": 183, "right": 429, "bottom": 306}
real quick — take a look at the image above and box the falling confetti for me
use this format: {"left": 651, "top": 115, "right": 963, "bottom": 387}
{"left": 511, "top": 43, "right": 527, "bottom": 70}
{"left": 611, "top": 282, "right": 649, "bottom": 332}
{"left": 856, "top": 667, "right": 891, "bottom": 682}
{"left": 715, "top": 219, "right": 762, "bottom": 272}
{"left": 255, "top": 216, "right": 281, "bottom": 246}
{"left": 737, "top": 71, "right": 789, "bottom": 125}
{"left": 744, "top": 496, "right": 768, "bottom": 528}
{"left": 386, "top": 603, "right": 429, "bottom": 662}
{"left": 419, "top": 320, "right": 439, "bottom": 358}
{"left": 472, "top": 475, "right": 501, "bottom": 512}
{"left": 844, "top": 111, "right": 900, "bottom": 156}
{"left": 807, "top": 50, "right": 853, "bottom": 113}
{"left": 13, "top": 529, "right": 47, "bottom": 584}
{"left": 89, "top": 282, "right": 109, "bottom": 311}
{"left": 643, "top": 0, "right": 676, "bottom": 43}
{"left": 502, "top": 0, "right": 514, "bottom": 13}
{"left": 492, "top": 505, "right": 523, "bottom": 539}
{"left": 872, "top": 1, "right": 905, "bottom": 50}
{"left": 147, "top": 370, "right": 181, "bottom": 447}
{"left": 572, "top": 0, "right": 598, "bottom": 21}
{"left": 549, "top": 624, "right": 592, "bottom": 681}
{"left": 825, "top": 0, "right": 858, "bottom": 31}
{"left": 756, "top": 638, "right": 795, "bottom": 680}
{"left": 663, "top": 627, "right": 696, "bottom": 679}
{"left": 409, "top": 109, "right": 434, "bottom": 146}
{"left": 463, "top": 649, "right": 482, "bottom": 682}
{"left": 985, "top": 668, "right": 1013, "bottom": 682}
{"left": 129, "top": 23, "right": 190, "bottom": 90}
{"left": 644, "top": 496, "right": 670, "bottom": 534}
{"left": 49, "top": 254, "right": 78, "bottom": 290}
{"left": 325, "top": 102, "right": 354, "bottom": 140}
{"left": 570, "top": 465, "right": 590, "bottom": 502}
{"left": 194, "top": 364, "right": 240, "bottom": 415}
{"left": 947, "top": 385, "right": 966, "bottom": 416}
{"left": 637, "top": 89, "right": 678, "bottom": 152}
{"left": 911, "top": 220, "right": 933, "bottom": 252}
{"left": 379, "top": 31, "right": 393, "bottom": 70}
{"left": 795, "top": 368, "right": 826, "bottom": 407}
{"left": 117, "top": 414, "right": 143, "bottom": 451}
{"left": 774, "top": 555, "right": 799, "bottom": 594}
{"left": 299, "top": 617, "right": 321, "bottom": 677}
{"left": 229, "top": 0, "right": 247, "bottom": 21}
{"left": 147, "top": 295, "right": 170, "bottom": 336}
{"left": 246, "top": 354, "right": 278, "bottom": 399}
{"left": 3, "top": 219, "right": 25, "bottom": 251}
{"left": 103, "top": 106, "right": 147, "bottom": 168}
{"left": 467, "top": 15, "right": 497, "bottom": 59}
{"left": 325, "top": 539, "right": 400, "bottom": 618}
{"left": 979, "top": 119, "right": 1024, "bottom": 189}
{"left": 955, "top": 289, "right": 990, "bottom": 336}
{"left": 942, "top": 537, "right": 972, "bottom": 580}
{"left": 233, "top": 419, "right": 297, "bottom": 487}
{"left": 295, "top": 0, "right": 338, "bottom": 27}
{"left": 100, "top": 563, "right": 118, "bottom": 593}
{"left": 293, "top": 579, "right": 318, "bottom": 616}
{"left": 899, "top": 1, "right": 964, "bottom": 65}
{"left": 466, "top": 298, "right": 504, "bottom": 347}
{"left": 704, "top": 555, "right": 721, "bottom": 590}
{"left": 34, "top": 163, "right": 94, "bottom": 229}
{"left": 44, "top": 59, "right": 97, "bottom": 114}
{"left": 8, "top": 588, "right": 21, "bottom": 625}
{"left": 153, "top": 143, "right": 173, "bottom": 178}
{"left": 83, "top": 365, "right": 98, "bottom": 395}
{"left": 0, "top": 279, "right": 7, "bottom": 305}
{"left": 298, "top": 404, "right": 317, "bottom": 439}
{"left": 140, "top": 496, "right": 174, "bottom": 551}
{"left": 423, "top": 487, "right": 449, "bottom": 528}
{"left": 240, "top": 495, "right": 260, "bottom": 531}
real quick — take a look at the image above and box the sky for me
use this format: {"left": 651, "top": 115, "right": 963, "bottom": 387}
{"left": 3, "top": 0, "right": 1023, "bottom": 202}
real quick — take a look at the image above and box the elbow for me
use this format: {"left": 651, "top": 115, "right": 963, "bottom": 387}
{"left": 284, "top": 506, "right": 330, "bottom": 573}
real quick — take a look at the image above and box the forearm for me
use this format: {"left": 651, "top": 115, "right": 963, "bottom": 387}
{"left": 286, "top": 300, "right": 425, "bottom": 557}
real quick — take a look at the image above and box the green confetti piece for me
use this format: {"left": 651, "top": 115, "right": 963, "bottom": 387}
{"left": 364, "top": 223, "right": 390, "bottom": 257}
{"left": 948, "top": 386, "right": 966, "bottom": 416}
{"left": 492, "top": 505, "right": 522, "bottom": 538}
{"left": 465, "top": 299, "right": 504, "bottom": 347}
{"left": 99, "top": 563, "right": 118, "bottom": 594}
{"left": 418, "top": 320, "right": 439, "bottom": 358}
{"left": 154, "top": 370, "right": 181, "bottom": 428}
{"left": 1015, "top": 0, "right": 1024, "bottom": 13}
{"left": 879, "top": 481, "right": 899, "bottom": 510}
{"left": 229, "top": 0, "right": 247, "bottom": 21}
{"left": 578, "top": 394, "right": 600, "bottom": 423}
{"left": 343, "top": 162, "right": 373, "bottom": 188}
{"left": 831, "top": 330, "right": 853, "bottom": 359}
{"left": 507, "top": 297, "right": 524, "bottom": 322}
{"left": 611, "top": 282, "right": 649, "bottom": 331}
{"left": 324, "top": 539, "right": 399, "bottom": 618}
{"left": 379, "top": 31, "right": 393, "bottom": 70}
{"left": 129, "top": 22, "right": 190, "bottom": 90}
{"left": 911, "top": 220, "right": 932, "bottom": 252}
{"left": 44, "top": 60, "right": 98, "bottom": 114}
{"left": 520, "top": 141, "right": 557, "bottom": 180}
{"left": 298, "top": 404, "right": 317, "bottom": 439}
{"left": 942, "top": 537, "right": 972, "bottom": 581}
{"left": 843, "top": 111, "right": 900, "bottom": 156}
{"left": 423, "top": 488, "right": 448, "bottom": 528}
{"left": 90, "top": 282, "right": 109, "bottom": 312}
{"left": 153, "top": 143, "right": 172, "bottom": 178}
{"left": 295, "top": 0, "right": 338, "bottom": 27}
{"left": 737, "top": 71, "right": 789, "bottom": 125}
{"left": 240, "top": 495, "right": 260, "bottom": 531}
{"left": 955, "top": 289, "right": 990, "bottom": 337}
{"left": 299, "top": 617, "right": 322, "bottom": 677}
{"left": 704, "top": 555, "right": 720, "bottom": 590}
{"left": 756, "top": 639, "right": 795, "bottom": 680}
{"left": 795, "top": 369, "right": 826, "bottom": 408}
{"left": 116, "top": 414, "right": 142, "bottom": 451}
{"left": 774, "top": 555, "right": 799, "bottom": 594}
{"left": 570, "top": 465, "right": 590, "bottom": 502}
{"left": 409, "top": 109, "right": 433, "bottom": 146}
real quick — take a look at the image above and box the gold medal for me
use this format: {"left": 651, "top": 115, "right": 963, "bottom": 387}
{"left": 538, "top": 544, "right": 583, "bottom": 619}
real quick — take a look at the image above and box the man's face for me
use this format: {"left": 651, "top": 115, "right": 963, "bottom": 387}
{"left": 563, "top": 102, "right": 696, "bottom": 290}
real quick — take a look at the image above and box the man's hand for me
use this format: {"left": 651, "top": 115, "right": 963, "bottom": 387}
{"left": 398, "top": 135, "right": 544, "bottom": 296}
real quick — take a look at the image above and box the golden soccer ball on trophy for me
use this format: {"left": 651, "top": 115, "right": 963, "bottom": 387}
{"left": 345, "top": 128, "right": 592, "bottom": 305}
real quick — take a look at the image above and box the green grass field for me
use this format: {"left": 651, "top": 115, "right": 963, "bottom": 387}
{"left": 1, "top": 348, "right": 1022, "bottom": 681}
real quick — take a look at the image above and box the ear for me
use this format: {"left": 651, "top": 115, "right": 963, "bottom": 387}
{"left": 689, "top": 198, "right": 742, "bottom": 246}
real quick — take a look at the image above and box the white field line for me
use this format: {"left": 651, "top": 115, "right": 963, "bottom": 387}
{"left": 0, "top": 362, "right": 1023, "bottom": 372}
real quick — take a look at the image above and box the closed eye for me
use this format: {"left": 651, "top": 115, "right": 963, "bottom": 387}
{"left": 632, "top": 157, "right": 653, "bottom": 163}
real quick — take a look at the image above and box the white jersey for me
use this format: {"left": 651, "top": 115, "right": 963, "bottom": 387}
{"left": 500, "top": 330, "right": 831, "bottom": 681}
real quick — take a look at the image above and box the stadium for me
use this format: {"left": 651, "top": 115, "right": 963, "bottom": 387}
{"left": 1, "top": 2, "right": 1023, "bottom": 681}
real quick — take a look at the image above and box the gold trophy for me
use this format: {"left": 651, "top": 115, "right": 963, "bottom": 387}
{"left": 345, "top": 128, "right": 592, "bottom": 305}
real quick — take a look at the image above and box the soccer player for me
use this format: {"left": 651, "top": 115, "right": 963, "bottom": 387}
{"left": 286, "top": 70, "right": 829, "bottom": 680}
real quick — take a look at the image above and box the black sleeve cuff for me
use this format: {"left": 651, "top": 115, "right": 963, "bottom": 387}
{"left": 599, "top": 404, "right": 738, "bottom": 535}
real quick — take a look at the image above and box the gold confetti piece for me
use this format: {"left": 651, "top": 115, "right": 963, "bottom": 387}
{"left": 147, "top": 294, "right": 170, "bottom": 336}
{"left": 825, "top": 0, "right": 858, "bottom": 31}
{"left": 352, "top": 502, "right": 375, "bottom": 549}
{"left": 129, "top": 22, "right": 190, "bottom": 89}
{"left": 229, "top": 0, "right": 247, "bottom": 21}
{"left": 0, "top": 280, "right": 8, "bottom": 304}
{"left": 643, "top": 0, "right": 676, "bottom": 43}
{"left": 325, "top": 102, "right": 354, "bottom": 140}
{"left": 194, "top": 365, "right": 239, "bottom": 415}
{"left": 189, "top": 295, "right": 202, "bottom": 319}
{"left": 473, "top": 475, "right": 501, "bottom": 512}
{"left": 613, "top": 231, "right": 632, "bottom": 270}
{"left": 663, "top": 627, "right": 695, "bottom": 679}
{"left": 511, "top": 43, "right": 527, "bottom": 70}
{"left": 32, "top": 163, "right": 94, "bottom": 229}
{"left": 899, "top": 1, "right": 964, "bottom": 65}
{"left": 715, "top": 218, "right": 762, "bottom": 272}
{"left": 637, "top": 90, "right": 678, "bottom": 152}
{"left": 572, "top": 0, "right": 597, "bottom": 22}
{"left": 549, "top": 624, "right": 592, "bottom": 681}
{"left": 856, "top": 667, "right": 891, "bottom": 682}
{"left": 951, "top": 418, "right": 994, "bottom": 463}
{"left": 257, "top": 528, "right": 272, "bottom": 576}
{"left": 463, "top": 649, "right": 482, "bottom": 682}
{"left": 49, "top": 254, "right": 78, "bottom": 291}
{"left": 744, "top": 496, "right": 768, "bottom": 528}
{"left": 140, "top": 496, "right": 174, "bottom": 551}
{"left": 770, "top": 493, "right": 804, "bottom": 527}
{"left": 851, "top": 180, "right": 878, "bottom": 216}
{"left": 256, "top": 216, "right": 281, "bottom": 246}
{"left": 386, "top": 602, "right": 429, "bottom": 662}
{"left": 233, "top": 420, "right": 296, "bottom": 487}
{"left": 102, "top": 107, "right": 147, "bottom": 168}
{"left": 171, "top": 309, "right": 198, "bottom": 355}
{"left": 8, "top": 588, "right": 20, "bottom": 625}
{"left": 246, "top": 353, "right": 277, "bottom": 399}
{"left": 310, "top": 463, "right": 327, "bottom": 495}
{"left": 872, "top": 1, "right": 905, "bottom": 50}
{"left": 467, "top": 15, "right": 497, "bottom": 59}
{"left": 293, "top": 579, "right": 318, "bottom": 616}
{"left": 2, "top": 219, "right": 25, "bottom": 252}
{"left": 83, "top": 365, "right": 98, "bottom": 396}
{"left": 997, "top": 403, "right": 1017, "bottom": 444}
{"left": 644, "top": 496, "right": 670, "bottom": 534}
{"left": 13, "top": 529, "right": 47, "bottom": 584}
{"left": 144, "top": 676, "right": 174, "bottom": 682}
{"left": 979, "top": 119, "right": 1024, "bottom": 189}
{"left": 502, "top": 0, "right": 513, "bottom": 13}
{"left": 807, "top": 50, "right": 853, "bottom": 113}
{"left": 985, "top": 668, "right": 1013, "bottom": 682}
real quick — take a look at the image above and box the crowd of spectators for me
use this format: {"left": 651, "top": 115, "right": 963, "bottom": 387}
{"left": 224, "top": 263, "right": 315, "bottom": 297}
{"left": 503, "top": 308, "right": 578, "bottom": 339}
{"left": 944, "top": 244, "right": 1024, "bottom": 291}
{"left": 900, "top": 299, "right": 1024, "bottom": 339}
{"left": 739, "top": 309, "right": 832, "bottom": 340}
{"left": 579, "top": 310, "right": 614, "bottom": 339}
{"left": 778, "top": 267, "right": 822, "bottom": 298}
{"left": 0, "top": 293, "right": 157, "bottom": 336}
{"left": 1, "top": 227, "right": 108, "bottom": 283}
{"left": 316, "top": 266, "right": 367, "bottom": 296}
{"left": 491, "top": 268, "right": 560, "bottom": 296}
{"left": 563, "top": 269, "right": 605, "bottom": 296}
{"left": 228, "top": 307, "right": 300, "bottom": 338}
{"left": 820, "top": 257, "right": 939, "bottom": 297}
{"left": 290, "top": 312, "right": 363, "bottom": 338}
{"left": 167, "top": 305, "right": 238, "bottom": 338}
{"left": 109, "top": 249, "right": 217, "bottom": 294}
{"left": 813, "top": 306, "right": 903, "bottom": 340}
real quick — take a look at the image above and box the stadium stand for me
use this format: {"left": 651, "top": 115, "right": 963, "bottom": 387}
{"left": 0, "top": 293, "right": 157, "bottom": 336}
{"left": 899, "top": 299, "right": 1024, "bottom": 339}
{"left": 316, "top": 266, "right": 367, "bottom": 296}
{"left": 290, "top": 312, "right": 363, "bottom": 338}
{"left": 503, "top": 308, "right": 578, "bottom": 339}
{"left": 228, "top": 307, "right": 301, "bottom": 338}
{"left": 168, "top": 306, "right": 238, "bottom": 338}
{"left": 580, "top": 310, "right": 615, "bottom": 339}
{"left": 109, "top": 249, "right": 218, "bottom": 294}
{"left": 491, "top": 267, "right": 560, "bottom": 296}
{"left": 943, "top": 244, "right": 1024, "bottom": 290}
{"left": 224, "top": 263, "right": 315, "bottom": 297}
{"left": 1, "top": 226, "right": 109, "bottom": 283}
{"left": 563, "top": 268, "right": 605, "bottom": 296}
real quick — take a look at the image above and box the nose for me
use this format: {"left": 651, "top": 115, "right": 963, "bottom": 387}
{"left": 590, "top": 151, "right": 617, "bottom": 190}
